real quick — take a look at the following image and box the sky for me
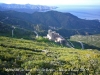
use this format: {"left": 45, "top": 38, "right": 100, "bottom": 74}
{"left": 0, "top": 0, "right": 100, "bottom": 5}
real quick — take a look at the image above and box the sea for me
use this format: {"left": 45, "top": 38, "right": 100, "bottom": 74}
{"left": 53, "top": 5, "right": 100, "bottom": 20}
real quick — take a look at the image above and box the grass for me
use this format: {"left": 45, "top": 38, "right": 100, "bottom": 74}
{"left": 0, "top": 36, "right": 100, "bottom": 75}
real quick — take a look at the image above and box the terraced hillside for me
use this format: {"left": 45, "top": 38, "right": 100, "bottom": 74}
{"left": 0, "top": 36, "right": 100, "bottom": 75}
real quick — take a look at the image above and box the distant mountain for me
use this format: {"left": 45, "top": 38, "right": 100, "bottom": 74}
{"left": 0, "top": 3, "right": 57, "bottom": 13}
{"left": 0, "top": 10, "right": 100, "bottom": 37}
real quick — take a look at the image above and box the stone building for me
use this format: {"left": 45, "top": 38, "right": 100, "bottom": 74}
{"left": 47, "top": 30, "right": 66, "bottom": 44}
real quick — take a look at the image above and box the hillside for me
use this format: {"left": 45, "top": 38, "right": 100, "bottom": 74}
{"left": 0, "top": 10, "right": 100, "bottom": 37}
{"left": 0, "top": 36, "right": 100, "bottom": 75}
{"left": 0, "top": 22, "right": 35, "bottom": 39}
{"left": 70, "top": 34, "right": 100, "bottom": 50}
{"left": 0, "top": 6, "right": 100, "bottom": 75}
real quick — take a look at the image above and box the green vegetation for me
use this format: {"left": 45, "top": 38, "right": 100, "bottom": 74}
{"left": 0, "top": 22, "right": 36, "bottom": 40}
{"left": 0, "top": 9, "right": 100, "bottom": 75}
{"left": 0, "top": 11, "right": 100, "bottom": 38}
{"left": 0, "top": 36, "right": 100, "bottom": 75}
{"left": 70, "top": 35, "right": 100, "bottom": 50}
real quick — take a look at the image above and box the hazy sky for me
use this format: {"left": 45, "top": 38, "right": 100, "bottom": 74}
{"left": 0, "top": 0, "right": 100, "bottom": 5}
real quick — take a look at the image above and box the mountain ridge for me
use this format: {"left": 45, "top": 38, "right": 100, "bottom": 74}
{"left": 0, "top": 3, "right": 57, "bottom": 13}
{"left": 0, "top": 10, "right": 100, "bottom": 37}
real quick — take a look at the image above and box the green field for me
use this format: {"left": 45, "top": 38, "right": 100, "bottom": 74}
{"left": 0, "top": 36, "right": 100, "bottom": 75}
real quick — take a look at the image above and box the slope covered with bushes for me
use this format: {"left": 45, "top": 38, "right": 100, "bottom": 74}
{"left": 0, "top": 36, "right": 100, "bottom": 75}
